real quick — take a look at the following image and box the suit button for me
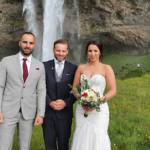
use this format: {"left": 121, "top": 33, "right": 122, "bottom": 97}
{"left": 23, "top": 86, "right": 25, "bottom": 88}
{"left": 22, "top": 97, "right": 23, "bottom": 99}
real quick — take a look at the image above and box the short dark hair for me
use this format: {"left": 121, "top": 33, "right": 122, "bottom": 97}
{"left": 53, "top": 39, "right": 69, "bottom": 49}
{"left": 84, "top": 40, "right": 103, "bottom": 62}
{"left": 21, "top": 32, "right": 35, "bottom": 39}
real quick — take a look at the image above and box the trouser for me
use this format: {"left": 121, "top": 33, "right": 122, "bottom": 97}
{"left": 42, "top": 114, "right": 72, "bottom": 150}
{"left": 0, "top": 111, "right": 34, "bottom": 150}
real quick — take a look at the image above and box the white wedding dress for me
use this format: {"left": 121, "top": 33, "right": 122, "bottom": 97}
{"left": 71, "top": 74, "right": 111, "bottom": 150}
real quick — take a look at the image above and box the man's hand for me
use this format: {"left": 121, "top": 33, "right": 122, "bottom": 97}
{"left": 56, "top": 99, "right": 66, "bottom": 108}
{"left": 0, "top": 113, "right": 3, "bottom": 124}
{"left": 34, "top": 116, "right": 43, "bottom": 126}
{"left": 49, "top": 100, "right": 66, "bottom": 111}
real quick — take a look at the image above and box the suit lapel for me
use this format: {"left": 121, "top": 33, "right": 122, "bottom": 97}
{"left": 50, "top": 60, "right": 56, "bottom": 83}
{"left": 12, "top": 53, "right": 24, "bottom": 83}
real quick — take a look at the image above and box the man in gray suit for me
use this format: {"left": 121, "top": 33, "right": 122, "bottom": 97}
{"left": 0, "top": 32, "right": 46, "bottom": 150}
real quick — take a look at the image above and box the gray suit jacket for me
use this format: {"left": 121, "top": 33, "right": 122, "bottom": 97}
{"left": 0, "top": 53, "right": 46, "bottom": 120}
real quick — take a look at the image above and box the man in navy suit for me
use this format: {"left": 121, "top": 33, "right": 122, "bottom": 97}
{"left": 42, "top": 39, "right": 77, "bottom": 150}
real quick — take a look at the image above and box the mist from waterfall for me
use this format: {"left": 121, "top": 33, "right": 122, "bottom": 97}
{"left": 23, "top": 0, "right": 42, "bottom": 61}
{"left": 23, "top": 0, "right": 65, "bottom": 61}
{"left": 42, "top": 0, "right": 65, "bottom": 61}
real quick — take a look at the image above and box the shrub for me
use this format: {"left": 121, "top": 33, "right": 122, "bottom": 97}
{"left": 124, "top": 69, "right": 147, "bottom": 79}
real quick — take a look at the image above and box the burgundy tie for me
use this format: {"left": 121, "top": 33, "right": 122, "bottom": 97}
{"left": 23, "top": 58, "right": 28, "bottom": 82}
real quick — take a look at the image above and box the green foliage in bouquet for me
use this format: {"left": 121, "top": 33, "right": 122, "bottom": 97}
{"left": 69, "top": 77, "right": 106, "bottom": 117}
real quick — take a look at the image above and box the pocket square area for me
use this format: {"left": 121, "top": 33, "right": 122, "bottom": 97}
{"left": 36, "top": 68, "right": 39, "bottom": 70}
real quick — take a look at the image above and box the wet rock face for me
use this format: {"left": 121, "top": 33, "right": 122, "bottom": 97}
{"left": 0, "top": 0, "right": 24, "bottom": 59}
{"left": 64, "top": 0, "right": 150, "bottom": 55}
{"left": 0, "top": 0, "right": 150, "bottom": 60}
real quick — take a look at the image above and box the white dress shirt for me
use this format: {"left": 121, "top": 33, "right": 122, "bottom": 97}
{"left": 54, "top": 58, "right": 65, "bottom": 72}
{"left": 19, "top": 52, "right": 32, "bottom": 74}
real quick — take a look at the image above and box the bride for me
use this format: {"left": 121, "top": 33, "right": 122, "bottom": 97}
{"left": 71, "top": 40, "right": 116, "bottom": 150}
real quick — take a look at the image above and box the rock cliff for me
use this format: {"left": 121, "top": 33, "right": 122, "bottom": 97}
{"left": 0, "top": 0, "right": 150, "bottom": 60}
{"left": 0, "top": 0, "right": 23, "bottom": 59}
{"left": 64, "top": 0, "right": 150, "bottom": 57}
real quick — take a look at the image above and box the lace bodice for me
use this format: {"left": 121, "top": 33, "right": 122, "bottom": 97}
{"left": 80, "top": 74, "right": 106, "bottom": 98}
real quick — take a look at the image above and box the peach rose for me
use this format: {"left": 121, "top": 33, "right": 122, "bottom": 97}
{"left": 86, "top": 98, "right": 90, "bottom": 102}
{"left": 81, "top": 97, "right": 85, "bottom": 100}
{"left": 93, "top": 96, "right": 97, "bottom": 102}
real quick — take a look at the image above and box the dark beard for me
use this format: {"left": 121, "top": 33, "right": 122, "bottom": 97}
{"left": 20, "top": 46, "right": 33, "bottom": 56}
{"left": 54, "top": 54, "right": 66, "bottom": 62}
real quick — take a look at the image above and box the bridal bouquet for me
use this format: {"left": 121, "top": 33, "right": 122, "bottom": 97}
{"left": 69, "top": 77, "right": 106, "bottom": 117}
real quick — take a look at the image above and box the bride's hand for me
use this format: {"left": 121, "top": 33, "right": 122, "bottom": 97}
{"left": 81, "top": 105, "right": 95, "bottom": 112}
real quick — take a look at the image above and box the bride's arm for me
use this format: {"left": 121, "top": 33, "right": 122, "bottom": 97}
{"left": 72, "top": 65, "right": 83, "bottom": 100}
{"left": 101, "top": 64, "right": 116, "bottom": 101}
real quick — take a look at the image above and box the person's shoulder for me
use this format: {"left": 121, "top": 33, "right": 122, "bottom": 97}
{"left": 102, "top": 64, "right": 112, "bottom": 69}
{"left": 1, "top": 54, "right": 15, "bottom": 62}
{"left": 102, "top": 63, "right": 114, "bottom": 73}
{"left": 78, "top": 64, "right": 87, "bottom": 68}
{"left": 32, "top": 57, "right": 45, "bottom": 68}
{"left": 42, "top": 60, "right": 54, "bottom": 70}
{"left": 43, "top": 59, "right": 53, "bottom": 65}
{"left": 77, "top": 64, "right": 87, "bottom": 71}
{"left": 65, "top": 61, "right": 77, "bottom": 68}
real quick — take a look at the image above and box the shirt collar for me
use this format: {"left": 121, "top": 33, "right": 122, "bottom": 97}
{"left": 19, "top": 52, "right": 32, "bottom": 62}
{"left": 54, "top": 58, "right": 65, "bottom": 65}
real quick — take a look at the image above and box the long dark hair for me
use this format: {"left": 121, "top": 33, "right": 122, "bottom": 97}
{"left": 84, "top": 40, "right": 103, "bottom": 62}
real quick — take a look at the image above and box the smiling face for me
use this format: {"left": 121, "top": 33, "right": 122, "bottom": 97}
{"left": 87, "top": 44, "right": 101, "bottom": 62}
{"left": 53, "top": 43, "right": 68, "bottom": 61}
{"left": 19, "top": 34, "right": 36, "bottom": 58}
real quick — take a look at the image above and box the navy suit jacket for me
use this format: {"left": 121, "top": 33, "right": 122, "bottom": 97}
{"left": 43, "top": 60, "right": 77, "bottom": 119}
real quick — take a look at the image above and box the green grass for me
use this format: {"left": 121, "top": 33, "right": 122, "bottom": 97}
{"left": 108, "top": 74, "right": 150, "bottom": 150}
{"left": 12, "top": 74, "right": 150, "bottom": 150}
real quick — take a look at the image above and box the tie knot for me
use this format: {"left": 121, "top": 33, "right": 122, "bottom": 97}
{"left": 23, "top": 58, "right": 27, "bottom": 62}
{"left": 57, "top": 61, "right": 62, "bottom": 66}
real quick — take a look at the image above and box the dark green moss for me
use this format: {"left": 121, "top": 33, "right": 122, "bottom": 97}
{"left": 116, "top": 10, "right": 123, "bottom": 20}
{"left": 90, "top": 24, "right": 97, "bottom": 32}
{"left": 4, "top": 21, "right": 24, "bottom": 27}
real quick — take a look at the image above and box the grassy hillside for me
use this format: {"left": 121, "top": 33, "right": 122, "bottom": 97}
{"left": 103, "top": 54, "right": 150, "bottom": 79}
{"left": 12, "top": 74, "right": 150, "bottom": 150}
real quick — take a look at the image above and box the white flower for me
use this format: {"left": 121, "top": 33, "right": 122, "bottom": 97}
{"left": 81, "top": 89, "right": 88, "bottom": 95}
{"left": 88, "top": 91, "right": 95, "bottom": 97}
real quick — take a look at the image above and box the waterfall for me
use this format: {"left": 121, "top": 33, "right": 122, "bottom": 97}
{"left": 23, "top": 0, "right": 65, "bottom": 61}
{"left": 23, "top": 0, "right": 42, "bottom": 60}
{"left": 42, "top": 0, "right": 65, "bottom": 61}
{"left": 74, "top": 0, "right": 81, "bottom": 38}
{"left": 72, "top": 0, "right": 82, "bottom": 63}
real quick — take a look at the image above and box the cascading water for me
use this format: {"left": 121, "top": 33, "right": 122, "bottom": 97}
{"left": 23, "top": 0, "right": 42, "bottom": 61}
{"left": 74, "top": 0, "right": 81, "bottom": 38}
{"left": 23, "top": 0, "right": 65, "bottom": 61}
{"left": 42, "top": 0, "right": 65, "bottom": 61}
{"left": 72, "top": 0, "right": 82, "bottom": 63}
